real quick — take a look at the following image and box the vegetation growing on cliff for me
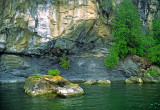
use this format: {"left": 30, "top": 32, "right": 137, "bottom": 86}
{"left": 146, "top": 19, "right": 160, "bottom": 66}
{"left": 59, "top": 54, "right": 71, "bottom": 69}
{"left": 105, "top": 0, "right": 143, "bottom": 68}
{"left": 48, "top": 69, "right": 60, "bottom": 76}
{"left": 105, "top": 0, "right": 160, "bottom": 68}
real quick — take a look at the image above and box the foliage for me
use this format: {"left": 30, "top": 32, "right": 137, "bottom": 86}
{"left": 59, "top": 54, "right": 71, "bottom": 69}
{"left": 99, "top": 2, "right": 107, "bottom": 7}
{"left": 104, "top": 46, "right": 119, "bottom": 68}
{"left": 146, "top": 69, "right": 154, "bottom": 76}
{"left": 152, "top": 18, "right": 160, "bottom": 42}
{"left": 143, "top": 19, "right": 160, "bottom": 66}
{"left": 48, "top": 69, "right": 60, "bottom": 76}
{"left": 146, "top": 69, "right": 160, "bottom": 76}
{"left": 35, "top": 69, "right": 40, "bottom": 78}
{"left": 105, "top": 0, "right": 143, "bottom": 68}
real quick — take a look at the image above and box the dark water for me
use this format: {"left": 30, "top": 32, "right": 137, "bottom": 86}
{"left": 0, "top": 82, "right": 160, "bottom": 110}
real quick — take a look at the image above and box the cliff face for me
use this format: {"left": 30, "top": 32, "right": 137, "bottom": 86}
{"left": 0, "top": 0, "right": 160, "bottom": 83}
{"left": 0, "top": 0, "right": 159, "bottom": 56}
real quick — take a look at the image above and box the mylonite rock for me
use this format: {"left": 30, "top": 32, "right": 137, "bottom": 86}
{"left": 24, "top": 75, "right": 84, "bottom": 97}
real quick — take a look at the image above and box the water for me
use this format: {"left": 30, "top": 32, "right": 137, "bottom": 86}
{"left": 0, "top": 82, "right": 160, "bottom": 110}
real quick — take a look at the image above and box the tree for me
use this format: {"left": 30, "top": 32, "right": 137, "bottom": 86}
{"left": 105, "top": 0, "right": 143, "bottom": 68}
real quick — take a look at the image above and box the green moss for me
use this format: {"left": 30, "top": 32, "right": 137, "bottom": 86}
{"left": 48, "top": 69, "right": 60, "bottom": 76}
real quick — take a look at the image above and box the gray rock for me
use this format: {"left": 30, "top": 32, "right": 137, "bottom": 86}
{"left": 125, "top": 76, "right": 143, "bottom": 83}
{"left": 142, "top": 73, "right": 157, "bottom": 83}
{"left": 1, "top": 54, "right": 30, "bottom": 69}
{"left": 116, "top": 56, "right": 139, "bottom": 77}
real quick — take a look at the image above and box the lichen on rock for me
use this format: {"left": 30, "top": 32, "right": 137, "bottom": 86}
{"left": 24, "top": 75, "right": 84, "bottom": 97}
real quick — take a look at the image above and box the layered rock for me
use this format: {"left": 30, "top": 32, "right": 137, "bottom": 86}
{"left": 0, "top": 0, "right": 159, "bottom": 83}
{"left": 1, "top": 0, "right": 159, "bottom": 55}
{"left": 125, "top": 65, "right": 160, "bottom": 83}
{"left": 24, "top": 75, "right": 84, "bottom": 97}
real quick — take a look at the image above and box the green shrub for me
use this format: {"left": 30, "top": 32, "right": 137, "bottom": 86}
{"left": 104, "top": 46, "right": 119, "bottom": 68}
{"left": 35, "top": 69, "right": 40, "bottom": 78}
{"left": 59, "top": 54, "right": 71, "bottom": 69}
{"left": 152, "top": 18, "right": 160, "bottom": 42}
{"left": 156, "top": 72, "right": 160, "bottom": 76}
{"left": 146, "top": 69, "right": 160, "bottom": 76}
{"left": 99, "top": 2, "right": 107, "bottom": 7}
{"left": 48, "top": 69, "right": 60, "bottom": 76}
{"left": 143, "top": 19, "right": 160, "bottom": 66}
{"left": 146, "top": 69, "right": 154, "bottom": 76}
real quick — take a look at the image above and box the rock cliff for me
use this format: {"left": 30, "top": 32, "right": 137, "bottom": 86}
{"left": 0, "top": 0, "right": 159, "bottom": 83}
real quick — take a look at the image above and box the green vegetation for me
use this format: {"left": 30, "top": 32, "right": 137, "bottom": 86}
{"left": 48, "top": 69, "right": 60, "bottom": 76}
{"left": 105, "top": 0, "right": 143, "bottom": 68}
{"left": 99, "top": 2, "right": 107, "bottom": 7}
{"left": 144, "top": 19, "right": 160, "bottom": 66}
{"left": 59, "top": 54, "right": 71, "bottom": 69}
{"left": 35, "top": 69, "right": 40, "bottom": 78}
{"left": 146, "top": 69, "right": 160, "bottom": 76}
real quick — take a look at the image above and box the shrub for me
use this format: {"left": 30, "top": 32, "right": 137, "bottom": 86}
{"left": 152, "top": 18, "right": 160, "bottom": 42}
{"left": 59, "top": 54, "right": 71, "bottom": 69}
{"left": 146, "top": 69, "right": 154, "bottom": 76}
{"left": 146, "top": 69, "right": 160, "bottom": 76}
{"left": 48, "top": 69, "right": 60, "bottom": 76}
{"left": 99, "top": 2, "right": 107, "bottom": 7}
{"left": 143, "top": 19, "right": 160, "bottom": 66}
{"left": 35, "top": 69, "right": 40, "bottom": 78}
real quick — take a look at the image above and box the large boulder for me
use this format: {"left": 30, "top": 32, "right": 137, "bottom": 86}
{"left": 142, "top": 73, "right": 158, "bottom": 83}
{"left": 24, "top": 75, "right": 84, "bottom": 97}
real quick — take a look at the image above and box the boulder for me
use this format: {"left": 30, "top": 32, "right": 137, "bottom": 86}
{"left": 24, "top": 75, "right": 84, "bottom": 97}
{"left": 150, "top": 65, "right": 160, "bottom": 73}
{"left": 125, "top": 76, "right": 143, "bottom": 83}
{"left": 142, "top": 73, "right": 157, "bottom": 83}
{"left": 97, "top": 80, "right": 111, "bottom": 84}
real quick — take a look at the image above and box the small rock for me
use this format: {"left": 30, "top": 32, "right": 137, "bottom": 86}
{"left": 125, "top": 76, "right": 143, "bottom": 83}
{"left": 125, "top": 79, "right": 134, "bottom": 83}
{"left": 97, "top": 80, "right": 111, "bottom": 84}
{"left": 83, "top": 80, "right": 97, "bottom": 85}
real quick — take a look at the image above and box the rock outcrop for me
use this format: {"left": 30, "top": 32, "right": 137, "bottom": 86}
{"left": 0, "top": 0, "right": 159, "bottom": 83}
{"left": 125, "top": 66, "right": 160, "bottom": 83}
{"left": 0, "top": 0, "right": 159, "bottom": 55}
{"left": 24, "top": 75, "right": 84, "bottom": 97}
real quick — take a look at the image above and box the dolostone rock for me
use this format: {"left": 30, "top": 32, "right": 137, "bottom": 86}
{"left": 24, "top": 75, "right": 84, "bottom": 97}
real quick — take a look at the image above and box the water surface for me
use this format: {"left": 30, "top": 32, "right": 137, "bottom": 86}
{"left": 0, "top": 82, "right": 160, "bottom": 110}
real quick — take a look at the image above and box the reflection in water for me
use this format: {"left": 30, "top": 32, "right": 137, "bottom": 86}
{"left": 0, "top": 82, "right": 160, "bottom": 110}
